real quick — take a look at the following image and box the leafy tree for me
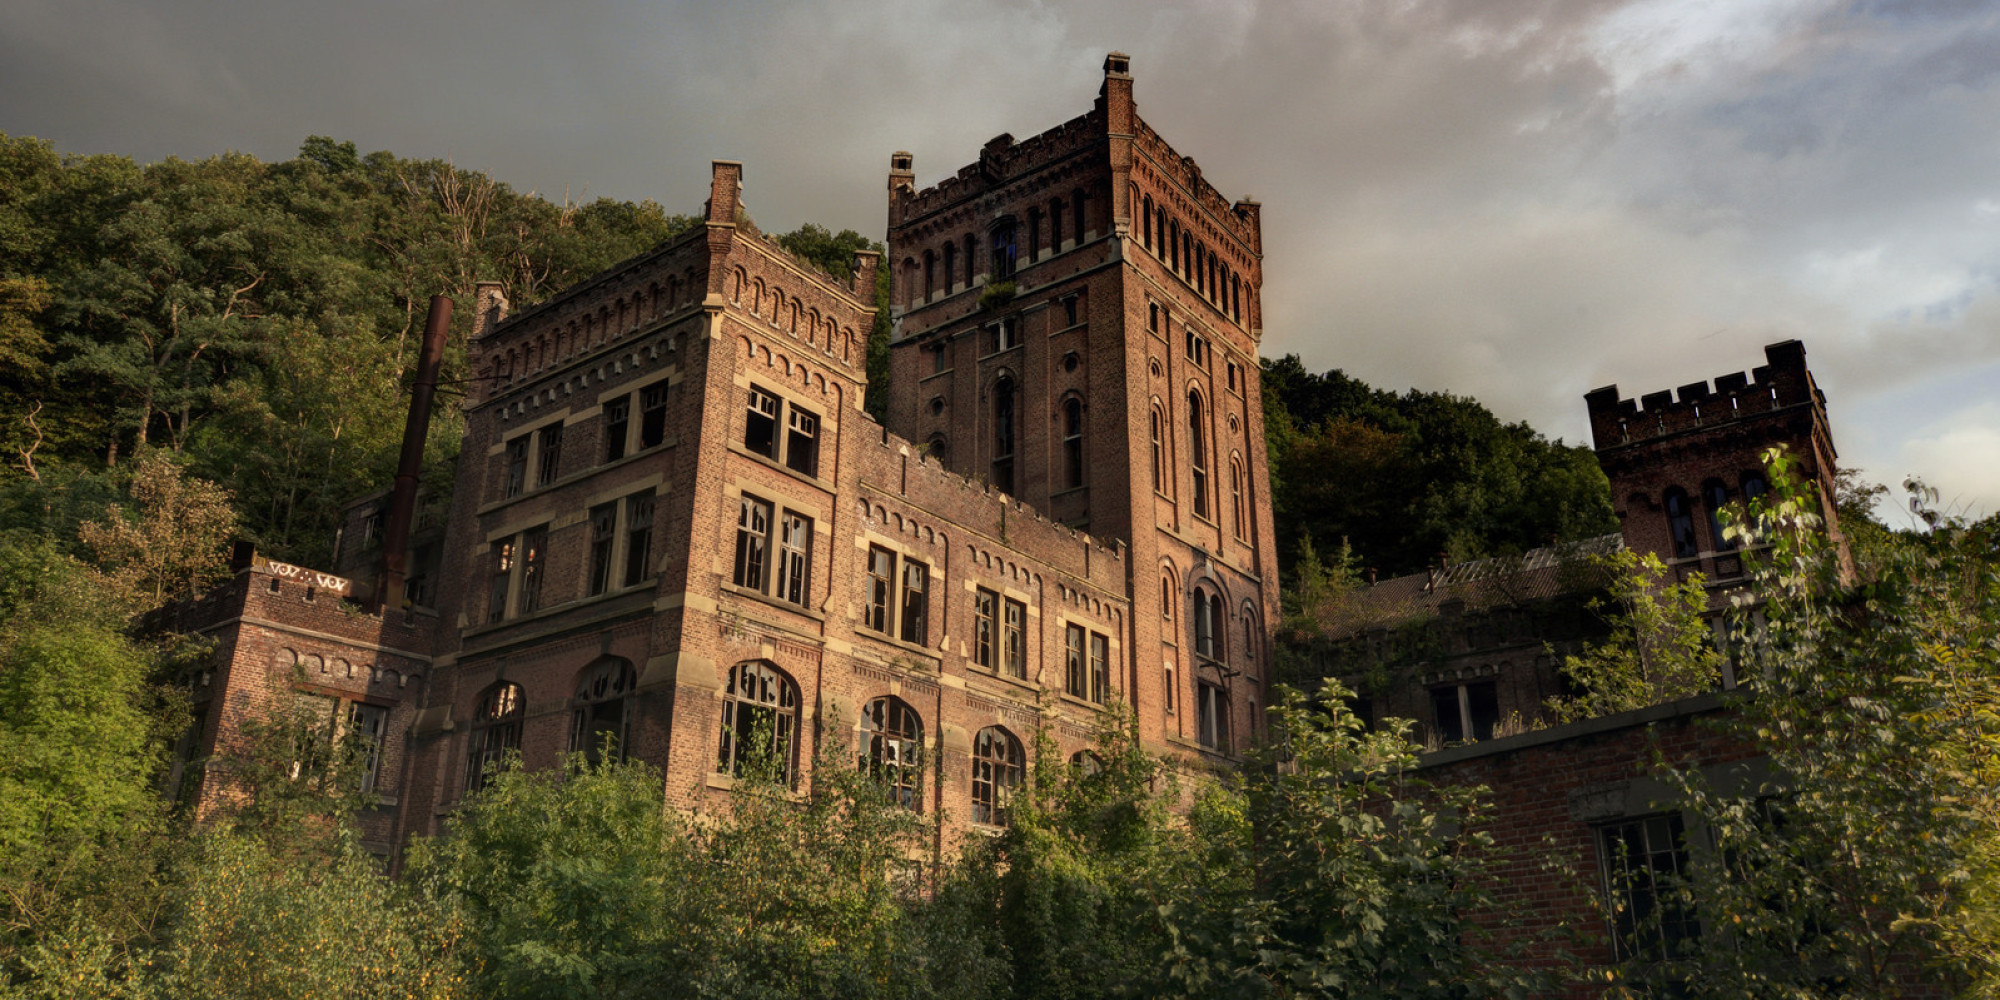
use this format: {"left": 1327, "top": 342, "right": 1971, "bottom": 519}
{"left": 76, "top": 452, "right": 235, "bottom": 604}
{"left": 1543, "top": 550, "right": 1724, "bottom": 725}
{"left": 1615, "top": 451, "right": 2000, "bottom": 996}
{"left": 774, "top": 223, "right": 894, "bottom": 422}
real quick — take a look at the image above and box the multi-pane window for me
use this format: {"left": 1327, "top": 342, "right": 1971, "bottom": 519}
{"left": 639, "top": 381, "right": 670, "bottom": 449}
{"left": 1196, "top": 681, "right": 1229, "bottom": 750}
{"left": 1597, "top": 814, "right": 1700, "bottom": 961}
{"left": 465, "top": 682, "right": 524, "bottom": 793}
{"left": 718, "top": 661, "right": 800, "bottom": 784}
{"left": 1066, "top": 624, "right": 1087, "bottom": 699}
{"left": 1185, "top": 330, "right": 1209, "bottom": 369}
{"left": 536, "top": 424, "right": 563, "bottom": 487}
{"left": 992, "top": 376, "right": 1016, "bottom": 494}
{"left": 1429, "top": 680, "right": 1500, "bottom": 744}
{"left": 864, "top": 546, "right": 894, "bottom": 633}
{"left": 900, "top": 559, "right": 929, "bottom": 644}
{"left": 744, "top": 386, "right": 821, "bottom": 478}
{"left": 859, "top": 697, "right": 924, "bottom": 811}
{"left": 569, "top": 657, "right": 634, "bottom": 764}
{"left": 587, "top": 503, "right": 617, "bottom": 596}
{"left": 1061, "top": 398, "right": 1084, "bottom": 489}
{"left": 973, "top": 588, "right": 998, "bottom": 669}
{"left": 622, "top": 491, "right": 654, "bottom": 587}
{"left": 734, "top": 497, "right": 774, "bottom": 593}
{"left": 776, "top": 511, "right": 811, "bottom": 605}
{"left": 348, "top": 702, "right": 389, "bottom": 795}
{"left": 991, "top": 221, "right": 1017, "bottom": 280}
{"left": 518, "top": 526, "right": 547, "bottom": 614}
{"left": 1664, "top": 487, "right": 1698, "bottom": 559}
{"left": 970, "top": 726, "right": 1023, "bottom": 827}
{"left": 1193, "top": 588, "right": 1223, "bottom": 660}
{"left": 990, "top": 316, "right": 1020, "bottom": 353}
{"left": 603, "top": 396, "right": 630, "bottom": 463}
{"left": 503, "top": 436, "right": 529, "bottom": 498}
{"left": 1188, "top": 391, "right": 1210, "bottom": 518}
{"left": 488, "top": 539, "right": 514, "bottom": 623}
{"left": 1703, "top": 479, "right": 1735, "bottom": 552}
{"left": 1089, "top": 632, "right": 1110, "bottom": 704}
{"left": 1230, "top": 458, "right": 1248, "bottom": 540}
{"left": 1003, "top": 598, "right": 1027, "bottom": 678}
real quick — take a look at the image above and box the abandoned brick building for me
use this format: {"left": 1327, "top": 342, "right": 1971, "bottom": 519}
{"left": 155, "top": 51, "right": 1846, "bottom": 974}
{"left": 163, "top": 53, "right": 1276, "bottom": 856}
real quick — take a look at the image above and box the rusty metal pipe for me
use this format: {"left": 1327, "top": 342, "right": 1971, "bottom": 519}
{"left": 378, "top": 294, "right": 452, "bottom": 611}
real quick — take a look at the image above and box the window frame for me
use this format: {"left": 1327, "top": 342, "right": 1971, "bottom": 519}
{"left": 859, "top": 696, "right": 925, "bottom": 811}
{"left": 718, "top": 660, "right": 801, "bottom": 785}
{"left": 970, "top": 726, "right": 1023, "bottom": 827}
{"left": 465, "top": 682, "right": 525, "bottom": 794}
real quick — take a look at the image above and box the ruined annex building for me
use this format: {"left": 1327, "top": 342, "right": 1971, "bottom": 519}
{"left": 160, "top": 54, "right": 1279, "bottom": 855}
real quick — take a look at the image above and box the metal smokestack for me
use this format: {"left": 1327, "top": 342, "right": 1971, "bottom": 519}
{"left": 378, "top": 294, "right": 452, "bottom": 611}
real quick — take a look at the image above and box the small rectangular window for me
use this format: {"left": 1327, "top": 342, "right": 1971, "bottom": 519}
{"left": 1063, "top": 296, "right": 1079, "bottom": 328}
{"left": 1163, "top": 662, "right": 1177, "bottom": 715}
{"left": 488, "top": 539, "right": 514, "bottom": 623}
{"left": 776, "top": 511, "right": 812, "bottom": 606}
{"left": 745, "top": 387, "right": 780, "bottom": 460}
{"left": 1148, "top": 303, "right": 1159, "bottom": 333}
{"left": 1089, "top": 632, "right": 1110, "bottom": 704}
{"left": 932, "top": 343, "right": 947, "bottom": 374}
{"left": 785, "top": 408, "right": 819, "bottom": 477}
{"left": 1003, "top": 598, "right": 1027, "bottom": 678}
{"left": 518, "top": 526, "right": 548, "bottom": 614}
{"left": 622, "top": 491, "right": 654, "bottom": 587}
{"left": 535, "top": 424, "right": 563, "bottom": 487}
{"left": 973, "top": 588, "right": 997, "bottom": 668}
{"left": 900, "top": 559, "right": 928, "bottom": 644}
{"left": 640, "top": 382, "right": 669, "bottom": 449}
{"left": 503, "top": 436, "right": 529, "bottom": 498}
{"left": 734, "top": 496, "right": 773, "bottom": 592}
{"left": 587, "top": 503, "right": 616, "bottom": 596}
{"left": 992, "top": 316, "right": 1019, "bottom": 353}
{"left": 603, "top": 396, "right": 630, "bottom": 463}
{"left": 864, "top": 546, "right": 895, "bottom": 634}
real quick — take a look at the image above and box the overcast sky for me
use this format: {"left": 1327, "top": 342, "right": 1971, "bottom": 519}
{"left": 5, "top": 0, "right": 1997, "bottom": 520}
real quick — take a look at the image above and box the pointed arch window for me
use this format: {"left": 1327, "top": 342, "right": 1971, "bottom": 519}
{"left": 970, "top": 726, "right": 1023, "bottom": 827}
{"left": 1188, "top": 390, "right": 1210, "bottom": 518}
{"left": 1664, "top": 487, "right": 1698, "bottom": 559}
{"left": 1149, "top": 405, "right": 1167, "bottom": 494}
{"left": 1230, "top": 456, "right": 1248, "bottom": 540}
{"left": 859, "top": 697, "right": 924, "bottom": 811}
{"left": 466, "top": 682, "right": 524, "bottom": 793}
{"left": 718, "top": 661, "right": 800, "bottom": 784}
{"left": 570, "top": 657, "right": 635, "bottom": 764}
{"left": 1702, "top": 479, "right": 1735, "bottom": 552}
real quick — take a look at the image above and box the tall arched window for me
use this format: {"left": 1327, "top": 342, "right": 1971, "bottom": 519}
{"left": 570, "top": 657, "right": 634, "bottom": 764}
{"left": 1241, "top": 602, "right": 1261, "bottom": 678}
{"left": 1188, "top": 390, "right": 1209, "bottom": 518}
{"left": 1193, "top": 587, "right": 1223, "bottom": 659}
{"left": 992, "top": 376, "right": 1016, "bottom": 494}
{"left": 1062, "top": 397, "right": 1084, "bottom": 489}
{"left": 1149, "top": 405, "right": 1166, "bottom": 494}
{"left": 1229, "top": 456, "right": 1247, "bottom": 540}
{"left": 990, "top": 220, "right": 1017, "bottom": 280}
{"left": 859, "top": 697, "right": 924, "bottom": 811}
{"left": 466, "top": 682, "right": 524, "bottom": 793}
{"left": 963, "top": 234, "right": 976, "bottom": 286}
{"left": 1160, "top": 571, "right": 1176, "bottom": 623}
{"left": 717, "top": 661, "right": 800, "bottom": 784}
{"left": 1702, "top": 479, "right": 1735, "bottom": 552}
{"left": 923, "top": 250, "right": 936, "bottom": 300}
{"left": 1664, "top": 488, "right": 1698, "bottom": 559}
{"left": 1741, "top": 471, "right": 1768, "bottom": 505}
{"left": 970, "top": 726, "right": 1023, "bottom": 827}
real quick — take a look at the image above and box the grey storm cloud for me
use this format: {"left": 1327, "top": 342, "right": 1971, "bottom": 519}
{"left": 4, "top": 0, "right": 1998, "bottom": 516}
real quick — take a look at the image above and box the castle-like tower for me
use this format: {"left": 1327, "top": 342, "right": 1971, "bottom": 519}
{"left": 884, "top": 53, "right": 1279, "bottom": 757}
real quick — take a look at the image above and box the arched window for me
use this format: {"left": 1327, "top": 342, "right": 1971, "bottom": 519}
{"left": 718, "top": 661, "right": 800, "bottom": 784}
{"left": 1241, "top": 602, "right": 1261, "bottom": 676}
{"left": 1703, "top": 479, "right": 1735, "bottom": 552}
{"left": 1141, "top": 195, "right": 1154, "bottom": 249}
{"left": 1062, "top": 397, "right": 1084, "bottom": 489}
{"left": 1188, "top": 390, "right": 1209, "bottom": 518}
{"left": 925, "top": 433, "right": 948, "bottom": 466}
{"left": 1664, "top": 488, "right": 1698, "bottom": 559}
{"left": 1229, "top": 455, "right": 1247, "bottom": 540}
{"left": 1741, "top": 471, "right": 1768, "bottom": 505}
{"left": 570, "top": 657, "right": 634, "bottom": 764}
{"left": 970, "top": 726, "right": 1023, "bottom": 827}
{"left": 990, "top": 220, "right": 1017, "bottom": 280}
{"left": 1068, "top": 749, "right": 1104, "bottom": 776}
{"left": 466, "top": 682, "right": 524, "bottom": 793}
{"left": 1160, "top": 571, "right": 1176, "bottom": 622}
{"left": 992, "top": 376, "right": 1016, "bottom": 494}
{"left": 859, "top": 696, "right": 924, "bottom": 811}
{"left": 1149, "top": 404, "right": 1166, "bottom": 494}
{"left": 1193, "top": 587, "right": 1223, "bottom": 660}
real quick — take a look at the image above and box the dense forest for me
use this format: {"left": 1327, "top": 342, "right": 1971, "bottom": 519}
{"left": 3, "top": 135, "right": 1996, "bottom": 998}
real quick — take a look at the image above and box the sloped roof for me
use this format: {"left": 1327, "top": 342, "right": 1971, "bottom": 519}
{"left": 1320, "top": 534, "right": 1624, "bottom": 638}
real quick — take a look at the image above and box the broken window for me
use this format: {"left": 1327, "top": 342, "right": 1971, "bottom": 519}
{"left": 1429, "top": 679, "right": 1500, "bottom": 744}
{"left": 639, "top": 381, "right": 670, "bottom": 449}
{"left": 745, "top": 387, "right": 780, "bottom": 460}
{"left": 587, "top": 503, "right": 617, "bottom": 596}
{"left": 718, "top": 661, "right": 800, "bottom": 783}
{"left": 734, "top": 496, "right": 774, "bottom": 593}
{"left": 603, "top": 395, "right": 630, "bottom": 463}
{"left": 864, "top": 546, "right": 895, "bottom": 633}
{"left": 1664, "top": 487, "right": 1698, "bottom": 559}
{"left": 859, "top": 696, "right": 923, "bottom": 811}
{"left": 622, "top": 490, "right": 654, "bottom": 587}
{"left": 973, "top": 588, "right": 997, "bottom": 669}
{"left": 1066, "top": 624, "right": 1087, "bottom": 699}
{"left": 503, "top": 436, "right": 529, "bottom": 498}
{"left": 465, "top": 682, "right": 524, "bottom": 793}
{"left": 970, "top": 726, "right": 1023, "bottom": 827}
{"left": 1062, "top": 398, "right": 1084, "bottom": 489}
{"left": 1196, "top": 680, "right": 1228, "bottom": 750}
{"left": 569, "top": 657, "right": 634, "bottom": 764}
{"left": 518, "top": 526, "right": 547, "bottom": 614}
{"left": 1597, "top": 813, "right": 1700, "bottom": 962}
{"left": 488, "top": 539, "right": 514, "bottom": 623}
{"left": 1193, "top": 587, "right": 1222, "bottom": 660}
{"left": 776, "top": 511, "right": 812, "bottom": 606}
{"left": 536, "top": 423, "right": 563, "bottom": 487}
{"left": 348, "top": 701, "right": 389, "bottom": 794}
{"left": 900, "top": 558, "right": 928, "bottom": 644}
{"left": 785, "top": 407, "right": 818, "bottom": 477}
{"left": 1003, "top": 597, "right": 1027, "bottom": 678}
{"left": 1089, "top": 631, "right": 1110, "bottom": 705}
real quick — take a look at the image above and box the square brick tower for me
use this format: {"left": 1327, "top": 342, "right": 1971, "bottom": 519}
{"left": 885, "top": 54, "right": 1279, "bottom": 763}
{"left": 1585, "top": 339, "right": 1844, "bottom": 590}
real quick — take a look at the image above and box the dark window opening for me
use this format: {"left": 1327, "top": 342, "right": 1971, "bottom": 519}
{"left": 1066, "top": 623, "right": 1087, "bottom": 698}
{"left": 973, "top": 588, "right": 997, "bottom": 669}
{"left": 622, "top": 491, "right": 654, "bottom": 587}
{"left": 1704, "top": 479, "right": 1734, "bottom": 552}
{"left": 865, "top": 545, "right": 894, "bottom": 633}
{"left": 1197, "top": 681, "right": 1229, "bottom": 750}
{"left": 734, "top": 496, "right": 773, "bottom": 592}
{"left": 718, "top": 661, "right": 800, "bottom": 784}
{"left": 1598, "top": 814, "right": 1700, "bottom": 961}
{"left": 900, "top": 558, "right": 929, "bottom": 644}
{"left": 1189, "top": 391, "right": 1209, "bottom": 518}
{"left": 466, "top": 683, "right": 524, "bottom": 793}
{"left": 518, "top": 527, "right": 547, "bottom": 614}
{"left": 1089, "top": 631, "right": 1110, "bottom": 704}
{"left": 992, "top": 377, "right": 1016, "bottom": 494}
{"left": 1665, "top": 487, "right": 1698, "bottom": 559}
{"left": 776, "top": 511, "right": 812, "bottom": 606}
{"left": 745, "top": 387, "right": 780, "bottom": 460}
{"left": 640, "top": 382, "right": 669, "bottom": 449}
{"left": 859, "top": 697, "right": 923, "bottom": 810}
{"left": 503, "top": 436, "right": 528, "bottom": 498}
{"left": 785, "top": 408, "right": 819, "bottom": 477}
{"left": 535, "top": 424, "right": 563, "bottom": 487}
{"left": 1062, "top": 398, "right": 1084, "bottom": 489}
{"left": 1003, "top": 597, "right": 1027, "bottom": 678}
{"left": 603, "top": 396, "right": 630, "bottom": 463}
{"left": 971, "top": 726, "right": 1023, "bottom": 827}
{"left": 349, "top": 702, "right": 388, "bottom": 794}
{"left": 569, "top": 657, "right": 634, "bottom": 764}
{"left": 991, "top": 221, "right": 1017, "bottom": 280}
{"left": 1429, "top": 680, "right": 1499, "bottom": 744}
{"left": 587, "top": 502, "right": 616, "bottom": 596}
{"left": 488, "top": 539, "right": 513, "bottom": 623}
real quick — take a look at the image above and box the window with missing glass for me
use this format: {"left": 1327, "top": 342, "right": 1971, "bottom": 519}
{"left": 503, "top": 436, "right": 529, "bottom": 498}
{"left": 859, "top": 696, "right": 924, "bottom": 811}
{"left": 1003, "top": 597, "right": 1027, "bottom": 678}
{"left": 639, "top": 381, "right": 670, "bottom": 449}
{"left": 718, "top": 661, "right": 800, "bottom": 784}
{"left": 603, "top": 396, "right": 630, "bottom": 463}
{"left": 622, "top": 491, "right": 654, "bottom": 587}
{"left": 900, "top": 558, "right": 929, "bottom": 644}
{"left": 970, "top": 726, "right": 1023, "bottom": 827}
{"left": 1596, "top": 813, "right": 1700, "bottom": 962}
{"left": 348, "top": 702, "right": 389, "bottom": 794}
{"left": 1429, "top": 680, "right": 1499, "bottom": 744}
{"left": 569, "top": 657, "right": 634, "bottom": 764}
{"left": 973, "top": 588, "right": 998, "bottom": 669}
{"left": 465, "top": 682, "right": 524, "bottom": 793}
{"left": 587, "top": 503, "right": 617, "bottom": 596}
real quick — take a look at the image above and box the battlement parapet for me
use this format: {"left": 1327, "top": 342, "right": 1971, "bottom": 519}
{"left": 890, "top": 109, "right": 1106, "bottom": 225}
{"left": 1585, "top": 340, "right": 1818, "bottom": 450}
{"left": 1131, "top": 117, "right": 1262, "bottom": 251}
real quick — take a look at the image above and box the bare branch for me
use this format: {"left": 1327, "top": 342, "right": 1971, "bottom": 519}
{"left": 16, "top": 400, "right": 43, "bottom": 482}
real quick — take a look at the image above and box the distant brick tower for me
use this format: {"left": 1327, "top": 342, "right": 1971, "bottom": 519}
{"left": 1585, "top": 339, "right": 1843, "bottom": 588}
{"left": 884, "top": 54, "right": 1279, "bottom": 762}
